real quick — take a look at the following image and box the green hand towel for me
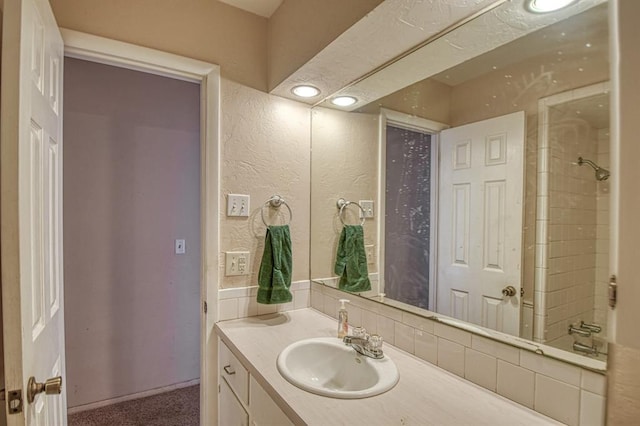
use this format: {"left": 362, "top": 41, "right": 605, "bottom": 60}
{"left": 257, "top": 225, "right": 293, "bottom": 305}
{"left": 334, "top": 225, "right": 371, "bottom": 293}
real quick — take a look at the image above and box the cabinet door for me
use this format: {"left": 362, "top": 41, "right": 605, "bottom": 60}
{"left": 220, "top": 378, "right": 249, "bottom": 426}
{"left": 249, "top": 376, "right": 294, "bottom": 426}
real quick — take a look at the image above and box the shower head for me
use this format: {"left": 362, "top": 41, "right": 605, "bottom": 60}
{"left": 578, "top": 157, "right": 610, "bottom": 181}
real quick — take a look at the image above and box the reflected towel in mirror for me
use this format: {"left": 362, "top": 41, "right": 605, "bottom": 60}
{"left": 334, "top": 225, "right": 371, "bottom": 293}
{"left": 257, "top": 225, "right": 293, "bottom": 304}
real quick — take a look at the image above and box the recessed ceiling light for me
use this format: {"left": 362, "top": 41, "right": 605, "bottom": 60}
{"left": 526, "top": 0, "right": 579, "bottom": 13}
{"left": 291, "top": 85, "right": 320, "bottom": 98}
{"left": 331, "top": 96, "right": 358, "bottom": 107}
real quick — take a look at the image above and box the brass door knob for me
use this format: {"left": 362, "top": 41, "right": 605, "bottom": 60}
{"left": 27, "top": 376, "right": 62, "bottom": 404}
{"left": 501, "top": 286, "right": 517, "bottom": 297}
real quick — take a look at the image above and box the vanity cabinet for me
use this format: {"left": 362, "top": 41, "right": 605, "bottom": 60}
{"left": 219, "top": 339, "right": 293, "bottom": 426}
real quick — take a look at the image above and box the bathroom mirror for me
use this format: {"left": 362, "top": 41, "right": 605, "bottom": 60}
{"left": 310, "top": 0, "right": 609, "bottom": 367}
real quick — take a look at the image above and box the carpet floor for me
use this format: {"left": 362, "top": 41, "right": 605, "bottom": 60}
{"left": 68, "top": 385, "right": 199, "bottom": 426}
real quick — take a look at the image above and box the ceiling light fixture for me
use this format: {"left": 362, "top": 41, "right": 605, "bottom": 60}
{"left": 331, "top": 96, "right": 358, "bottom": 107}
{"left": 526, "top": 0, "right": 578, "bottom": 13}
{"left": 291, "top": 85, "right": 320, "bottom": 98}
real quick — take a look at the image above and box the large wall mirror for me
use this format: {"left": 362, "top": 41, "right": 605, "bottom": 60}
{"left": 310, "top": 0, "right": 609, "bottom": 369}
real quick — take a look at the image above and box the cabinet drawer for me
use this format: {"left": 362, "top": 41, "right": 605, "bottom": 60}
{"left": 220, "top": 378, "right": 249, "bottom": 426}
{"left": 219, "top": 340, "right": 249, "bottom": 405}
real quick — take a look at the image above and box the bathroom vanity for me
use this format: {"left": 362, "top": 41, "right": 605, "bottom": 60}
{"left": 215, "top": 309, "right": 561, "bottom": 425}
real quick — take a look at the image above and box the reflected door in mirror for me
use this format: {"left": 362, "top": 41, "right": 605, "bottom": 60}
{"left": 437, "top": 111, "right": 525, "bottom": 336}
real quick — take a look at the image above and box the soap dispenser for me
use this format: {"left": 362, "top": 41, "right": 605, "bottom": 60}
{"left": 338, "top": 299, "right": 350, "bottom": 338}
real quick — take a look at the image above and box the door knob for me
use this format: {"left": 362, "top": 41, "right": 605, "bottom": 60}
{"left": 501, "top": 286, "right": 517, "bottom": 297}
{"left": 27, "top": 376, "right": 62, "bottom": 404}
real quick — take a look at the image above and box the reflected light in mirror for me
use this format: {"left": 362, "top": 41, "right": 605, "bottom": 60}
{"left": 526, "top": 0, "right": 579, "bottom": 13}
{"left": 331, "top": 96, "right": 358, "bottom": 107}
{"left": 291, "top": 85, "right": 320, "bottom": 98}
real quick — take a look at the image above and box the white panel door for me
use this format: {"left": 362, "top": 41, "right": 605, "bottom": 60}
{"left": 437, "top": 111, "right": 524, "bottom": 336}
{"left": 1, "top": 0, "right": 67, "bottom": 424}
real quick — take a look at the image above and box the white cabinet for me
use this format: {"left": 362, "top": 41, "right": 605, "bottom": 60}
{"left": 219, "top": 339, "right": 294, "bottom": 426}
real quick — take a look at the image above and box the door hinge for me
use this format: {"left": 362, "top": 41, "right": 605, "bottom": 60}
{"left": 608, "top": 275, "right": 617, "bottom": 309}
{"left": 7, "top": 389, "right": 23, "bottom": 414}
{"left": 203, "top": 301, "right": 208, "bottom": 314}
{"left": 520, "top": 288, "right": 525, "bottom": 297}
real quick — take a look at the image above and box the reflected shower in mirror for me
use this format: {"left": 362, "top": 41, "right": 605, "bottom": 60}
{"left": 310, "top": 0, "right": 610, "bottom": 365}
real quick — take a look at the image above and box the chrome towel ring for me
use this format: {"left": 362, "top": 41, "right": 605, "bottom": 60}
{"left": 261, "top": 195, "right": 292, "bottom": 226}
{"left": 337, "top": 198, "right": 366, "bottom": 226}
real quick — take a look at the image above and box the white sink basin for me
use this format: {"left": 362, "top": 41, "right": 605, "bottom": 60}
{"left": 276, "top": 337, "right": 399, "bottom": 399}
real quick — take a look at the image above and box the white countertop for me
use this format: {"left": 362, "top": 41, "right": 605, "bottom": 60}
{"left": 215, "top": 308, "right": 562, "bottom": 426}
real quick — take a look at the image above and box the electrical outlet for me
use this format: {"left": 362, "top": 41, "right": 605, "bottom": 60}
{"left": 175, "top": 239, "right": 186, "bottom": 254}
{"left": 365, "top": 244, "right": 375, "bottom": 264}
{"left": 359, "top": 200, "right": 375, "bottom": 218}
{"left": 225, "top": 251, "right": 250, "bottom": 276}
{"left": 227, "top": 194, "right": 250, "bottom": 217}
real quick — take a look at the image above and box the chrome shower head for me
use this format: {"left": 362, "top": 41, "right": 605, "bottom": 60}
{"left": 578, "top": 157, "right": 610, "bottom": 181}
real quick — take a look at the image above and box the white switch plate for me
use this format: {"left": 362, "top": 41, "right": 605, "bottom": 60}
{"left": 175, "top": 239, "right": 186, "bottom": 254}
{"left": 227, "top": 194, "right": 250, "bottom": 217}
{"left": 225, "top": 251, "right": 250, "bottom": 276}
{"left": 359, "top": 200, "right": 375, "bottom": 218}
{"left": 365, "top": 244, "right": 375, "bottom": 264}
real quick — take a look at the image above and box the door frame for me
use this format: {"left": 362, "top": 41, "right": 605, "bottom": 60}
{"left": 61, "top": 29, "right": 220, "bottom": 425}
{"left": 378, "top": 108, "right": 448, "bottom": 311}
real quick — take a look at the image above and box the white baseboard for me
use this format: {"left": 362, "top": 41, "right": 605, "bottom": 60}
{"left": 67, "top": 378, "right": 200, "bottom": 414}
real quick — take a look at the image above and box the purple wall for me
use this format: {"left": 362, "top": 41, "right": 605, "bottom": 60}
{"left": 63, "top": 58, "right": 201, "bottom": 407}
{"left": 384, "top": 125, "right": 432, "bottom": 309}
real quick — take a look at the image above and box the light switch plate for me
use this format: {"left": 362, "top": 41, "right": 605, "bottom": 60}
{"left": 227, "top": 194, "right": 250, "bottom": 217}
{"left": 175, "top": 239, "right": 186, "bottom": 254}
{"left": 365, "top": 244, "right": 375, "bottom": 264}
{"left": 359, "top": 200, "right": 375, "bottom": 218}
{"left": 225, "top": 251, "right": 250, "bottom": 276}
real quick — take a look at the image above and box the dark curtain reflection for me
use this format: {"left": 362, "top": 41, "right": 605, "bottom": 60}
{"left": 384, "top": 125, "right": 431, "bottom": 309}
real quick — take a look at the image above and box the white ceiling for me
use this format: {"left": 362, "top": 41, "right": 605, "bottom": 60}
{"left": 218, "top": 0, "right": 283, "bottom": 18}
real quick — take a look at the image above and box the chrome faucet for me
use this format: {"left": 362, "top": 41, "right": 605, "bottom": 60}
{"left": 573, "top": 342, "right": 599, "bottom": 356}
{"left": 568, "top": 325, "right": 591, "bottom": 337}
{"left": 343, "top": 334, "right": 384, "bottom": 359}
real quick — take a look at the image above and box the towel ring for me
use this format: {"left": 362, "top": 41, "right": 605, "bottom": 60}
{"left": 337, "top": 198, "right": 366, "bottom": 226}
{"left": 261, "top": 195, "right": 292, "bottom": 226}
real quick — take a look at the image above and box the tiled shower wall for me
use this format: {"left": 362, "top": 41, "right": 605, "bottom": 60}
{"left": 543, "top": 117, "right": 599, "bottom": 346}
{"left": 593, "top": 128, "right": 610, "bottom": 333}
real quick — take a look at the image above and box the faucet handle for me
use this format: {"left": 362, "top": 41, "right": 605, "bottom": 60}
{"left": 353, "top": 327, "right": 368, "bottom": 339}
{"left": 369, "top": 334, "right": 383, "bottom": 351}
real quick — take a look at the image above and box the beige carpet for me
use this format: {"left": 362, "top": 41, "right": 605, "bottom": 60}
{"left": 68, "top": 385, "right": 199, "bottom": 426}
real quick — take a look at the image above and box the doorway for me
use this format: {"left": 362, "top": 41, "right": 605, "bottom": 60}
{"left": 63, "top": 58, "right": 201, "bottom": 422}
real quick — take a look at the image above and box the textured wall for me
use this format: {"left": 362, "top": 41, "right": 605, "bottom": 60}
{"left": 49, "top": 0, "right": 268, "bottom": 91}
{"left": 310, "top": 107, "right": 378, "bottom": 280}
{"left": 267, "top": 0, "right": 383, "bottom": 91}
{"left": 219, "top": 79, "right": 311, "bottom": 288}
{"left": 63, "top": 59, "right": 201, "bottom": 407}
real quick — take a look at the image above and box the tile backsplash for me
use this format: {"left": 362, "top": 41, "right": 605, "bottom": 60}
{"left": 310, "top": 281, "right": 606, "bottom": 426}
{"left": 217, "top": 280, "right": 605, "bottom": 425}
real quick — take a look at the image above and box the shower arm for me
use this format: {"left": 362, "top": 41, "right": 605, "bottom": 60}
{"left": 578, "top": 157, "right": 599, "bottom": 170}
